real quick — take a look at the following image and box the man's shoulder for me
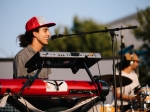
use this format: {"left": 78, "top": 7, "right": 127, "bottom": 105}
{"left": 15, "top": 45, "right": 35, "bottom": 57}
{"left": 15, "top": 47, "right": 28, "bottom": 57}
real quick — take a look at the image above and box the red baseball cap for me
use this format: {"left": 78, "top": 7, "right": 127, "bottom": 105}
{"left": 25, "top": 16, "right": 56, "bottom": 31}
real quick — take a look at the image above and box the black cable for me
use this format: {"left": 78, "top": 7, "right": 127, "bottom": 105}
{"left": 93, "top": 53, "right": 102, "bottom": 79}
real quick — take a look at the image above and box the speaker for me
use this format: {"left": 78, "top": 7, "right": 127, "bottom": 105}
{"left": 130, "top": 53, "right": 134, "bottom": 65}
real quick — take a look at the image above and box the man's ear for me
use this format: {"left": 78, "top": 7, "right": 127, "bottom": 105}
{"left": 33, "top": 31, "right": 38, "bottom": 37}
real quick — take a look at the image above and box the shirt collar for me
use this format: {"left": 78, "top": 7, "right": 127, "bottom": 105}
{"left": 27, "top": 45, "right": 37, "bottom": 54}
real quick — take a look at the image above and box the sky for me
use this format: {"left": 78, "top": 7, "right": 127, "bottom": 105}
{"left": 0, "top": 0, "right": 150, "bottom": 58}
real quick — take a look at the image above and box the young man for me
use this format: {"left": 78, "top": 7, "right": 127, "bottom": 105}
{"left": 9, "top": 16, "right": 77, "bottom": 112}
{"left": 116, "top": 53, "right": 141, "bottom": 111}
{"left": 13, "top": 16, "right": 56, "bottom": 79}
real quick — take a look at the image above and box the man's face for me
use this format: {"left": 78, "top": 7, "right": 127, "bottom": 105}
{"left": 132, "top": 61, "right": 139, "bottom": 70}
{"left": 35, "top": 27, "right": 50, "bottom": 45}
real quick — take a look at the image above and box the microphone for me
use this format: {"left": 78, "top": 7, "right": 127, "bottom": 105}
{"left": 50, "top": 33, "right": 83, "bottom": 40}
{"left": 122, "top": 26, "right": 137, "bottom": 30}
{"left": 126, "top": 26, "right": 137, "bottom": 29}
{"left": 118, "top": 44, "right": 134, "bottom": 55}
{"left": 50, "top": 34, "right": 64, "bottom": 40}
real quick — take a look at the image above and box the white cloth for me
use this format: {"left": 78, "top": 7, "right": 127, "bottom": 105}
{"left": 0, "top": 93, "right": 45, "bottom": 112}
{"left": 0, "top": 95, "right": 9, "bottom": 107}
{"left": 116, "top": 70, "right": 140, "bottom": 105}
{"left": 60, "top": 96, "right": 98, "bottom": 112}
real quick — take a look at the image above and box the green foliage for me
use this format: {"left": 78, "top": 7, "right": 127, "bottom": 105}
{"left": 46, "top": 16, "right": 112, "bottom": 57}
{"left": 134, "top": 7, "right": 150, "bottom": 44}
{"left": 133, "top": 7, "right": 150, "bottom": 84}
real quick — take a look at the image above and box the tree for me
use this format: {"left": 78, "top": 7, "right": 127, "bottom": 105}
{"left": 132, "top": 7, "right": 150, "bottom": 83}
{"left": 46, "top": 16, "right": 112, "bottom": 57}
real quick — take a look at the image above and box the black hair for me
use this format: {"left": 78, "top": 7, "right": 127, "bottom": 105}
{"left": 17, "top": 28, "right": 39, "bottom": 48}
{"left": 115, "top": 55, "right": 131, "bottom": 71}
{"left": 121, "top": 56, "right": 131, "bottom": 69}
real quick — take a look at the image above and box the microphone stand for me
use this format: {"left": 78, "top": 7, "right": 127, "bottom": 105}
{"left": 119, "top": 26, "right": 125, "bottom": 112}
{"left": 110, "top": 31, "right": 117, "bottom": 112}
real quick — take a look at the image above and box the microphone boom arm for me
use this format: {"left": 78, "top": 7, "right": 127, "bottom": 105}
{"left": 50, "top": 26, "right": 137, "bottom": 40}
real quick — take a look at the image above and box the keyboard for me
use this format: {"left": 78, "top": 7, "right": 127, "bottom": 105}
{"left": 25, "top": 52, "right": 102, "bottom": 73}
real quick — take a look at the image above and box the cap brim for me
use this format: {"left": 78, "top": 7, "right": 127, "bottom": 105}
{"left": 135, "top": 59, "right": 142, "bottom": 62}
{"left": 40, "top": 23, "right": 56, "bottom": 27}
